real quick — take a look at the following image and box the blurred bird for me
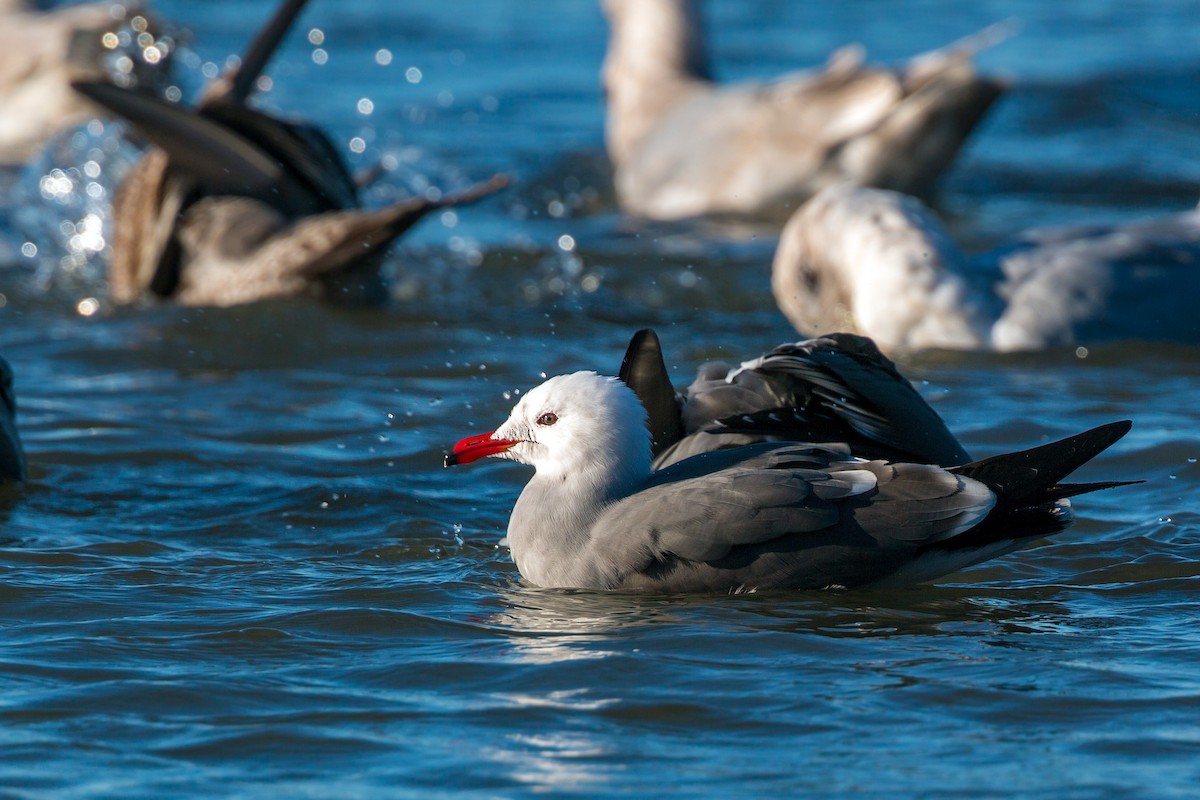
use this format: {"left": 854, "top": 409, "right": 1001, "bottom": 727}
{"left": 601, "top": 0, "right": 1006, "bottom": 220}
{"left": 0, "top": 0, "right": 173, "bottom": 164}
{"left": 772, "top": 183, "right": 1200, "bottom": 352}
{"left": 617, "top": 328, "right": 969, "bottom": 470}
{"left": 0, "top": 355, "right": 27, "bottom": 484}
{"left": 74, "top": 0, "right": 507, "bottom": 307}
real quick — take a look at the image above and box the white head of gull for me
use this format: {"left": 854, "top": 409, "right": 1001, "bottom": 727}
{"left": 773, "top": 182, "right": 1200, "bottom": 352}
{"left": 447, "top": 370, "right": 1136, "bottom": 593}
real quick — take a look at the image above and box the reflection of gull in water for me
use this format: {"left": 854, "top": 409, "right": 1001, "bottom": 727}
{"left": 0, "top": 0, "right": 172, "bottom": 164}
{"left": 601, "top": 0, "right": 1006, "bottom": 220}
{"left": 0, "top": 355, "right": 27, "bottom": 483}
{"left": 447, "top": 370, "right": 1135, "bottom": 592}
{"left": 772, "top": 183, "right": 1200, "bottom": 352}
{"left": 74, "top": 0, "right": 506, "bottom": 307}
{"left": 489, "top": 584, "right": 676, "bottom": 663}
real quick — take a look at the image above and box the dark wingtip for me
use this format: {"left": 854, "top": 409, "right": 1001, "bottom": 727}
{"left": 206, "top": 0, "right": 313, "bottom": 107}
{"left": 952, "top": 419, "right": 1136, "bottom": 506}
{"left": 618, "top": 329, "right": 660, "bottom": 384}
{"left": 618, "top": 329, "right": 683, "bottom": 457}
{"left": 437, "top": 174, "right": 512, "bottom": 208}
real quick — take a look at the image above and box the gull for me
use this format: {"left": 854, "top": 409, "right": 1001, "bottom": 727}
{"left": 73, "top": 0, "right": 507, "bottom": 307}
{"left": 0, "top": 0, "right": 172, "bottom": 164}
{"left": 601, "top": 0, "right": 1006, "bottom": 220}
{"left": 445, "top": 370, "right": 1134, "bottom": 592}
{"left": 616, "top": 328, "right": 969, "bottom": 469}
{"left": 772, "top": 182, "right": 1200, "bottom": 352}
{"left": 0, "top": 355, "right": 27, "bottom": 483}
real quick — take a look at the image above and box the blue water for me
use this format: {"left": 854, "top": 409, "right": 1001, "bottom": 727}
{"left": 1, "top": 1, "right": 1199, "bottom": 796}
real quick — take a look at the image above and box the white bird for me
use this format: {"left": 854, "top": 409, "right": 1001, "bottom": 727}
{"left": 772, "top": 182, "right": 1200, "bottom": 352}
{"left": 0, "top": 355, "right": 27, "bottom": 483}
{"left": 445, "top": 370, "right": 1134, "bottom": 593}
{"left": 0, "top": 0, "right": 172, "bottom": 164}
{"left": 601, "top": 0, "right": 1006, "bottom": 220}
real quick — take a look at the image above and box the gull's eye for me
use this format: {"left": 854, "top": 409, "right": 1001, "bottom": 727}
{"left": 536, "top": 412, "right": 558, "bottom": 426}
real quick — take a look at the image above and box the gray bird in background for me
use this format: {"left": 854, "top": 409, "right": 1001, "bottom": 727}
{"left": 0, "top": 0, "right": 174, "bottom": 164}
{"left": 601, "top": 0, "right": 1007, "bottom": 220}
{"left": 772, "top": 183, "right": 1200, "bottom": 352}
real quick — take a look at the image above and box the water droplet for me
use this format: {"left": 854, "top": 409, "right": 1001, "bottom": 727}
{"left": 375, "top": 49, "right": 393, "bottom": 66}
{"left": 557, "top": 234, "right": 576, "bottom": 252}
{"left": 405, "top": 67, "right": 423, "bottom": 84}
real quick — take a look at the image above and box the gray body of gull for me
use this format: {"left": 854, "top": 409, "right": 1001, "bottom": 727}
{"left": 601, "top": 0, "right": 1005, "bottom": 220}
{"left": 773, "top": 183, "right": 1200, "bottom": 352}
{"left": 618, "top": 328, "right": 969, "bottom": 470}
{"left": 73, "top": 0, "right": 507, "bottom": 308}
{"left": 446, "top": 371, "right": 1135, "bottom": 592}
{"left": 0, "top": 0, "right": 173, "bottom": 164}
{"left": 0, "top": 356, "right": 27, "bottom": 483}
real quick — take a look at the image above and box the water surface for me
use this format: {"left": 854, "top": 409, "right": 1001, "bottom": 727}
{"left": 1, "top": 1, "right": 1199, "bottom": 796}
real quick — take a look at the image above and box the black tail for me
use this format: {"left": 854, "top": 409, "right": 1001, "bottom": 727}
{"left": 618, "top": 329, "right": 683, "bottom": 457}
{"left": 942, "top": 420, "right": 1140, "bottom": 549}
{"left": 951, "top": 420, "right": 1139, "bottom": 506}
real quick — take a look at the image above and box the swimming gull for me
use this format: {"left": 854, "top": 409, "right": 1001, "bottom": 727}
{"left": 617, "top": 328, "right": 969, "bottom": 469}
{"left": 445, "top": 370, "right": 1135, "bottom": 592}
{"left": 601, "top": 0, "right": 1007, "bottom": 220}
{"left": 772, "top": 182, "right": 1200, "bottom": 352}
{"left": 73, "top": 0, "right": 507, "bottom": 307}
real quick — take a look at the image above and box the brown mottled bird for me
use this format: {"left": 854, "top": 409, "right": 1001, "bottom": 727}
{"left": 601, "top": 0, "right": 1007, "bottom": 220}
{"left": 0, "top": 0, "right": 172, "bottom": 164}
{"left": 74, "top": 0, "right": 507, "bottom": 307}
